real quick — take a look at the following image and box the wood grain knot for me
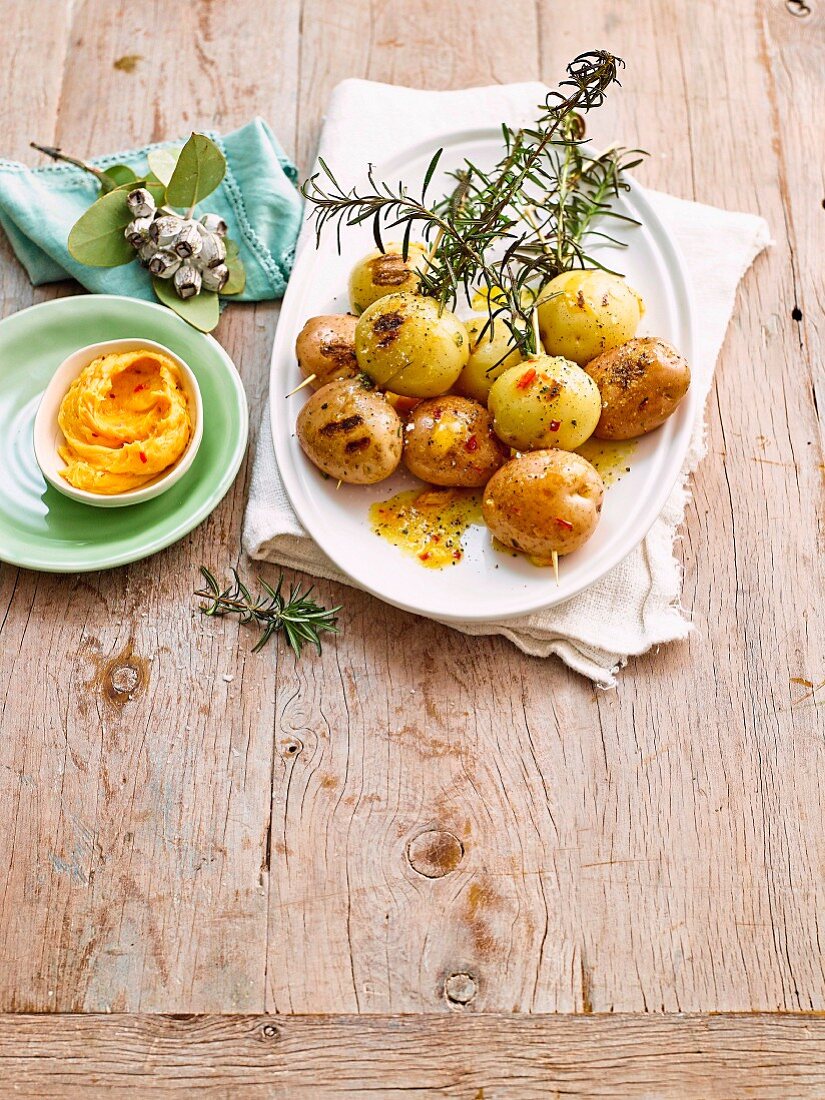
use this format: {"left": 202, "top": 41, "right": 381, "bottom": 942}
{"left": 280, "top": 738, "right": 303, "bottom": 758}
{"left": 100, "top": 650, "right": 148, "bottom": 707}
{"left": 260, "top": 1023, "right": 280, "bottom": 1040}
{"left": 444, "top": 972, "right": 477, "bottom": 1005}
{"left": 406, "top": 829, "right": 464, "bottom": 878}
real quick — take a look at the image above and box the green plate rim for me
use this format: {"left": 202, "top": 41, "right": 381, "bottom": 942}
{"left": 0, "top": 294, "right": 249, "bottom": 573}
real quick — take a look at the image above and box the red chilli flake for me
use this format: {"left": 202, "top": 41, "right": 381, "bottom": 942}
{"left": 134, "top": 384, "right": 146, "bottom": 393}
{"left": 516, "top": 368, "right": 537, "bottom": 390}
{"left": 139, "top": 451, "right": 148, "bottom": 464}
{"left": 549, "top": 419, "right": 561, "bottom": 432}
{"left": 419, "top": 552, "right": 430, "bottom": 561}
{"left": 464, "top": 434, "right": 479, "bottom": 452}
{"left": 554, "top": 516, "right": 574, "bottom": 531}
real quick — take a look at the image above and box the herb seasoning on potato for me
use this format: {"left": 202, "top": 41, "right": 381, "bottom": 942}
{"left": 296, "top": 377, "right": 403, "bottom": 484}
{"left": 584, "top": 337, "right": 691, "bottom": 439}
{"left": 403, "top": 396, "right": 509, "bottom": 487}
{"left": 295, "top": 314, "right": 360, "bottom": 390}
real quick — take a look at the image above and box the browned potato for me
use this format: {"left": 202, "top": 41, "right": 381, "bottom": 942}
{"left": 296, "top": 378, "right": 403, "bottom": 484}
{"left": 295, "top": 314, "right": 359, "bottom": 390}
{"left": 584, "top": 337, "right": 691, "bottom": 440}
{"left": 349, "top": 242, "right": 428, "bottom": 314}
{"left": 403, "top": 396, "right": 509, "bottom": 487}
{"left": 482, "top": 449, "right": 604, "bottom": 559}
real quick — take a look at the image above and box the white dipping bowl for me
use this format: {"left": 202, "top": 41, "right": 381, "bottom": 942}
{"left": 34, "top": 337, "right": 203, "bottom": 508}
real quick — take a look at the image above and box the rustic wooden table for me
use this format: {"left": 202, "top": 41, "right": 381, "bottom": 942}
{"left": 0, "top": 1, "right": 823, "bottom": 1095}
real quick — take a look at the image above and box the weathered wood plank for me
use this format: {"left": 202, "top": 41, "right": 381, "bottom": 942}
{"left": 544, "top": 0, "right": 825, "bottom": 1011}
{"left": 268, "top": 0, "right": 553, "bottom": 1015}
{"left": 2, "top": 1013, "right": 825, "bottom": 1098}
{"left": 0, "top": 0, "right": 73, "bottom": 317}
{"left": 0, "top": 0, "right": 302, "bottom": 1012}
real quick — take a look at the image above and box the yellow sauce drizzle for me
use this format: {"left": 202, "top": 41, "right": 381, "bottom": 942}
{"left": 369, "top": 487, "right": 483, "bottom": 568}
{"left": 575, "top": 438, "right": 637, "bottom": 486}
{"left": 491, "top": 537, "right": 553, "bottom": 568}
{"left": 491, "top": 536, "right": 520, "bottom": 559}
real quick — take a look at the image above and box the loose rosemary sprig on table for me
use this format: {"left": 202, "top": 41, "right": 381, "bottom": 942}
{"left": 195, "top": 567, "right": 340, "bottom": 657}
{"left": 301, "top": 49, "right": 644, "bottom": 357}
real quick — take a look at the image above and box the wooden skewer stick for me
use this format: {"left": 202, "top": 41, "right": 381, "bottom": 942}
{"left": 425, "top": 226, "right": 445, "bottom": 265}
{"left": 552, "top": 550, "right": 559, "bottom": 585}
{"left": 335, "top": 480, "right": 343, "bottom": 490}
{"left": 532, "top": 307, "right": 544, "bottom": 356}
{"left": 285, "top": 375, "right": 316, "bottom": 397}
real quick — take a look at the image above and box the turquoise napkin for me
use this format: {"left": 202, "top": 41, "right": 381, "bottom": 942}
{"left": 0, "top": 117, "right": 302, "bottom": 302}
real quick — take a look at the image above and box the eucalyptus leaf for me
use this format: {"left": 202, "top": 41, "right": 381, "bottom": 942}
{"left": 147, "top": 146, "right": 181, "bottom": 188}
{"left": 152, "top": 276, "right": 220, "bottom": 332}
{"left": 224, "top": 237, "right": 240, "bottom": 261}
{"left": 102, "top": 164, "right": 137, "bottom": 190}
{"left": 68, "top": 189, "right": 135, "bottom": 267}
{"left": 222, "top": 254, "right": 246, "bottom": 296}
{"left": 165, "top": 133, "right": 226, "bottom": 210}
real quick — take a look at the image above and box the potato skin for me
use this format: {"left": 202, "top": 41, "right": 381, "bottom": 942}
{"left": 585, "top": 337, "right": 691, "bottom": 440}
{"left": 296, "top": 378, "right": 403, "bottom": 484}
{"left": 349, "top": 242, "right": 428, "bottom": 314}
{"left": 355, "top": 292, "right": 469, "bottom": 398}
{"left": 482, "top": 449, "right": 604, "bottom": 558}
{"left": 295, "top": 314, "right": 359, "bottom": 389}
{"left": 453, "top": 315, "right": 523, "bottom": 403}
{"left": 537, "top": 270, "right": 644, "bottom": 366}
{"left": 403, "top": 396, "right": 509, "bottom": 487}
{"left": 487, "top": 356, "right": 601, "bottom": 452}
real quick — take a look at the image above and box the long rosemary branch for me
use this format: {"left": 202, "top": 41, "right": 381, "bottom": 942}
{"left": 301, "top": 50, "right": 644, "bottom": 357}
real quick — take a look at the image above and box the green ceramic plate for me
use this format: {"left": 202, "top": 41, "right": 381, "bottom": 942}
{"left": 0, "top": 294, "right": 248, "bottom": 572}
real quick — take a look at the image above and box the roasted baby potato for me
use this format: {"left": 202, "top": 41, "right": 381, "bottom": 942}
{"left": 537, "top": 270, "right": 645, "bottom": 366}
{"left": 584, "top": 337, "right": 691, "bottom": 440}
{"left": 483, "top": 449, "right": 604, "bottom": 559}
{"left": 453, "top": 315, "right": 523, "bottom": 403}
{"left": 355, "top": 292, "right": 469, "bottom": 398}
{"left": 349, "top": 242, "right": 428, "bottom": 314}
{"left": 487, "top": 356, "right": 601, "bottom": 452}
{"left": 295, "top": 314, "right": 359, "bottom": 389}
{"left": 296, "top": 377, "right": 403, "bottom": 484}
{"left": 403, "top": 396, "right": 509, "bottom": 487}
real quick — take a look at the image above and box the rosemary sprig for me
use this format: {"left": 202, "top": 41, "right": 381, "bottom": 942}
{"left": 521, "top": 141, "right": 647, "bottom": 279}
{"left": 195, "top": 567, "right": 340, "bottom": 657}
{"left": 301, "top": 49, "right": 646, "bottom": 359}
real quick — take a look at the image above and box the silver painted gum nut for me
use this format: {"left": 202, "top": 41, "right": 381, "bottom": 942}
{"left": 201, "top": 263, "right": 229, "bottom": 292}
{"left": 138, "top": 240, "right": 158, "bottom": 264}
{"left": 173, "top": 222, "right": 203, "bottom": 259}
{"left": 148, "top": 248, "right": 181, "bottom": 277}
{"left": 149, "top": 214, "right": 184, "bottom": 248}
{"left": 197, "top": 229, "right": 226, "bottom": 269}
{"left": 126, "top": 187, "right": 155, "bottom": 219}
{"left": 174, "top": 264, "right": 202, "bottom": 299}
{"left": 124, "top": 216, "right": 154, "bottom": 248}
{"left": 199, "top": 213, "right": 228, "bottom": 237}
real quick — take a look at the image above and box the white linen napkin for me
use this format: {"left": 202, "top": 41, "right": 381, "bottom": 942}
{"left": 243, "top": 79, "right": 771, "bottom": 685}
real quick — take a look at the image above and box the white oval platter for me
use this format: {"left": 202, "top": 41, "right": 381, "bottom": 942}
{"left": 270, "top": 128, "right": 696, "bottom": 623}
